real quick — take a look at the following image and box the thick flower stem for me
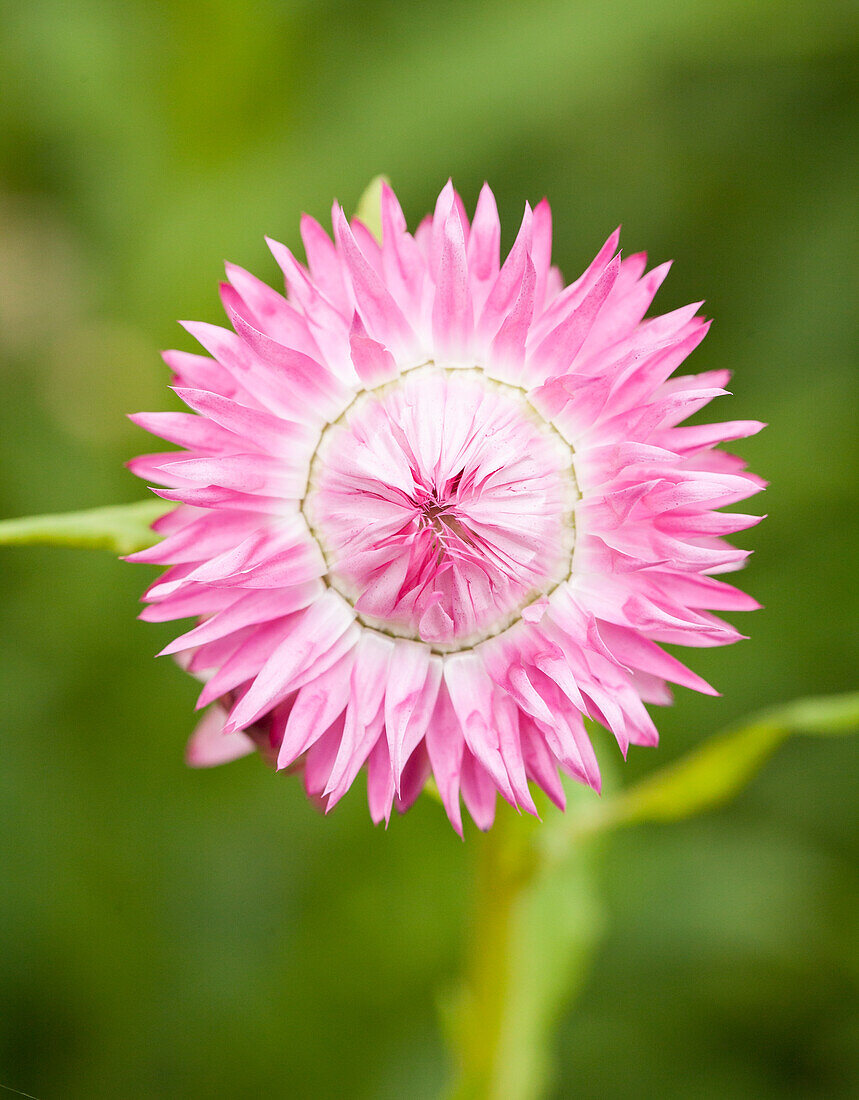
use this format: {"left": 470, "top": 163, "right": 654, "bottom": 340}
{"left": 449, "top": 808, "right": 539, "bottom": 1100}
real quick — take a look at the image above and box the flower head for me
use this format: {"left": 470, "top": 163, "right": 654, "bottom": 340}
{"left": 129, "top": 181, "right": 764, "bottom": 833}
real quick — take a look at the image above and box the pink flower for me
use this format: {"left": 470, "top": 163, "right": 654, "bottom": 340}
{"left": 128, "top": 181, "right": 764, "bottom": 833}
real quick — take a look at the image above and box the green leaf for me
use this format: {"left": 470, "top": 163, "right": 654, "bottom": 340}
{"left": 563, "top": 692, "right": 859, "bottom": 840}
{"left": 353, "top": 174, "right": 389, "bottom": 243}
{"left": 0, "top": 500, "right": 173, "bottom": 556}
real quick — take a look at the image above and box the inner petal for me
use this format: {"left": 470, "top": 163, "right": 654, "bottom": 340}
{"left": 303, "top": 365, "right": 578, "bottom": 651}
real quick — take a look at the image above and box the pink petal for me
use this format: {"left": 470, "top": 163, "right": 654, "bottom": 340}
{"left": 224, "top": 591, "right": 358, "bottom": 731}
{"left": 459, "top": 751, "right": 497, "bottom": 831}
{"left": 432, "top": 201, "right": 473, "bottom": 359}
{"left": 186, "top": 706, "right": 255, "bottom": 767}
{"left": 276, "top": 650, "right": 357, "bottom": 769}
{"left": 366, "top": 733, "right": 396, "bottom": 826}
{"left": 527, "top": 254, "right": 620, "bottom": 376}
{"left": 443, "top": 653, "right": 517, "bottom": 806}
{"left": 424, "top": 683, "right": 465, "bottom": 836}
{"left": 467, "top": 182, "right": 501, "bottom": 284}
{"left": 348, "top": 312, "right": 399, "bottom": 387}
{"left": 384, "top": 643, "right": 442, "bottom": 791}
{"left": 476, "top": 202, "right": 533, "bottom": 342}
{"left": 333, "top": 207, "right": 418, "bottom": 357}
{"left": 324, "top": 631, "right": 393, "bottom": 806}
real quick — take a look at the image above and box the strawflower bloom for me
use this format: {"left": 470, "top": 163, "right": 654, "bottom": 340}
{"left": 128, "top": 181, "right": 764, "bottom": 833}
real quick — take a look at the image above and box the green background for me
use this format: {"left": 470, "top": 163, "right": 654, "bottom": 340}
{"left": 0, "top": 1, "right": 857, "bottom": 1096}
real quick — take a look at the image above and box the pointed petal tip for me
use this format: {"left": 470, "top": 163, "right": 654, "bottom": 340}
{"left": 546, "top": 787, "right": 566, "bottom": 814}
{"left": 475, "top": 180, "right": 497, "bottom": 207}
{"left": 692, "top": 674, "right": 722, "bottom": 697}
{"left": 443, "top": 795, "right": 465, "bottom": 839}
{"left": 264, "top": 234, "right": 297, "bottom": 270}
{"left": 369, "top": 805, "right": 393, "bottom": 829}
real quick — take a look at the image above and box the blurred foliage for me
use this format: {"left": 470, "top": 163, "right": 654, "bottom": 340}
{"left": 563, "top": 693, "right": 859, "bottom": 839}
{"left": 0, "top": 0, "right": 857, "bottom": 1097}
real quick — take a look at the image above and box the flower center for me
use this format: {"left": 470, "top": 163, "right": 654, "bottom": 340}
{"left": 302, "top": 365, "right": 578, "bottom": 651}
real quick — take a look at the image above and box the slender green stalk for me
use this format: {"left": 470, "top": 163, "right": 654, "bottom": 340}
{"left": 449, "top": 808, "right": 537, "bottom": 1100}
{"left": 444, "top": 797, "right": 603, "bottom": 1100}
{"left": 0, "top": 500, "right": 171, "bottom": 555}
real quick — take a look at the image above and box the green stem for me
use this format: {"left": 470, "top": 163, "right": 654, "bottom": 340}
{"left": 443, "top": 789, "right": 605, "bottom": 1100}
{"left": 0, "top": 500, "right": 171, "bottom": 555}
{"left": 449, "top": 809, "right": 538, "bottom": 1100}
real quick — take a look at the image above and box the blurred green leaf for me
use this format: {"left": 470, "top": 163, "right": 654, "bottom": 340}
{"left": 353, "top": 174, "right": 389, "bottom": 242}
{"left": 561, "top": 692, "right": 859, "bottom": 842}
{"left": 0, "top": 500, "right": 172, "bottom": 555}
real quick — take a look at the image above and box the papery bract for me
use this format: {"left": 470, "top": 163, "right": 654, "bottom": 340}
{"left": 129, "top": 181, "right": 764, "bottom": 833}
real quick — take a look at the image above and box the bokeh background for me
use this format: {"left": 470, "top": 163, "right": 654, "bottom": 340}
{"left": 1, "top": 1, "right": 857, "bottom": 1096}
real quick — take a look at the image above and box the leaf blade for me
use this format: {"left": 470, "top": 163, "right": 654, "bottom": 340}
{"left": 563, "top": 692, "right": 859, "bottom": 840}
